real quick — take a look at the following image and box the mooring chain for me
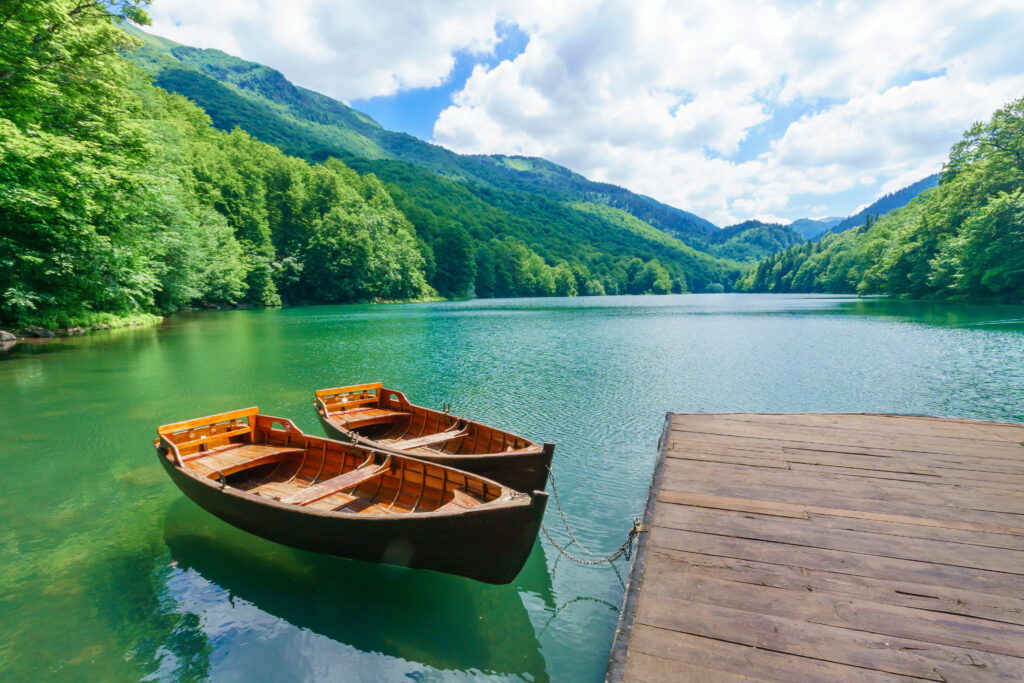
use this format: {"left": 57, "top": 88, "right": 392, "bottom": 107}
{"left": 547, "top": 464, "right": 598, "bottom": 555}
{"left": 540, "top": 517, "right": 641, "bottom": 566}
{"left": 539, "top": 464, "right": 643, "bottom": 566}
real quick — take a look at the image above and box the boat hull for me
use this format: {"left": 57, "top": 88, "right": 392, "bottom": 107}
{"left": 158, "top": 453, "right": 548, "bottom": 584}
{"left": 317, "top": 411, "right": 553, "bottom": 492}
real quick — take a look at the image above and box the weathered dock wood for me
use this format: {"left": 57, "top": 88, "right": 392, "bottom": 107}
{"left": 607, "top": 413, "right": 1024, "bottom": 682}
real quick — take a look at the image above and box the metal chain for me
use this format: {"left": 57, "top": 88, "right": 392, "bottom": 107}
{"left": 547, "top": 466, "right": 598, "bottom": 555}
{"left": 537, "top": 464, "right": 643, "bottom": 566}
{"left": 540, "top": 517, "right": 641, "bottom": 565}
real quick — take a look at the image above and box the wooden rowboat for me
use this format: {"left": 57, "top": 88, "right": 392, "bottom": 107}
{"left": 154, "top": 407, "right": 548, "bottom": 584}
{"left": 314, "top": 383, "right": 553, "bottom": 492}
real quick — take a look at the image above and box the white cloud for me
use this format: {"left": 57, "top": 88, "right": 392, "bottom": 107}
{"left": 433, "top": 0, "right": 1024, "bottom": 224}
{"left": 149, "top": 1, "right": 517, "bottom": 100}
{"left": 148, "top": 0, "right": 1024, "bottom": 225}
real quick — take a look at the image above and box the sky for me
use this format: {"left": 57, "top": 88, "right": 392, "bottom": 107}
{"left": 148, "top": 0, "right": 1024, "bottom": 227}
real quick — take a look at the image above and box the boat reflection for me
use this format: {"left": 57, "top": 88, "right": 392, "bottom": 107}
{"left": 162, "top": 497, "right": 549, "bottom": 680}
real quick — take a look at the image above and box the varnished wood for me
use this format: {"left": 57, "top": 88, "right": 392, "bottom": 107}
{"left": 158, "top": 406, "right": 259, "bottom": 434}
{"left": 280, "top": 456, "right": 388, "bottom": 506}
{"left": 155, "top": 409, "right": 548, "bottom": 584}
{"left": 607, "top": 413, "right": 1024, "bottom": 682}
{"left": 314, "top": 382, "right": 553, "bottom": 492}
{"left": 389, "top": 424, "right": 468, "bottom": 450}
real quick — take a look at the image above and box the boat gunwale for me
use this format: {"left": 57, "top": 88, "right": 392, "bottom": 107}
{"left": 156, "top": 417, "right": 544, "bottom": 522}
{"left": 313, "top": 385, "right": 544, "bottom": 458}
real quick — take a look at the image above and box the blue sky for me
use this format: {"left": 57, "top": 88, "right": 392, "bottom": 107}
{"left": 149, "top": 1, "right": 1024, "bottom": 226}
{"left": 351, "top": 23, "right": 529, "bottom": 142}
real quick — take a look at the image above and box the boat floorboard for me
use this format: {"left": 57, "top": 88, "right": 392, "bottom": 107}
{"left": 606, "top": 413, "right": 1024, "bottom": 682}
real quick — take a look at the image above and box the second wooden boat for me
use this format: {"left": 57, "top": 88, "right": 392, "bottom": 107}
{"left": 155, "top": 407, "right": 547, "bottom": 584}
{"left": 314, "top": 382, "right": 553, "bottom": 492}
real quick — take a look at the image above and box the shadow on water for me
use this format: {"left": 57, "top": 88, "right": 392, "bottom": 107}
{"left": 162, "top": 497, "right": 550, "bottom": 680}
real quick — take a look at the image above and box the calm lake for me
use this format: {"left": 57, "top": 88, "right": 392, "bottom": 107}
{"left": 2, "top": 294, "right": 1023, "bottom": 681}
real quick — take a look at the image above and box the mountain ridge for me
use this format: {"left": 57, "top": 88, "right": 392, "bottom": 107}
{"left": 124, "top": 24, "right": 942, "bottom": 282}
{"left": 830, "top": 174, "right": 940, "bottom": 235}
{"left": 125, "top": 24, "right": 719, "bottom": 240}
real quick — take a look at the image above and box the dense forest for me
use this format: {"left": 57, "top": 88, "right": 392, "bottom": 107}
{"left": 0, "top": 1, "right": 435, "bottom": 328}
{"left": 738, "top": 99, "right": 1024, "bottom": 302}
{"left": 124, "top": 25, "right": 719, "bottom": 243}
{"left": 696, "top": 220, "right": 806, "bottom": 262}
{"left": 126, "top": 27, "right": 816, "bottom": 272}
{"left": 0, "top": 2, "right": 740, "bottom": 330}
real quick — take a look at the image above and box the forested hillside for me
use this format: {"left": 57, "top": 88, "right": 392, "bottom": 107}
{"left": 0, "top": 3, "right": 747, "bottom": 330}
{"left": 0, "top": 2, "right": 432, "bottom": 328}
{"left": 122, "top": 25, "right": 751, "bottom": 292}
{"left": 124, "top": 25, "right": 719, "bottom": 242}
{"left": 696, "top": 221, "right": 806, "bottom": 262}
{"left": 788, "top": 217, "right": 842, "bottom": 240}
{"left": 738, "top": 100, "right": 1024, "bottom": 302}
{"left": 118, "top": 24, "right": 748, "bottom": 300}
{"left": 830, "top": 174, "right": 940, "bottom": 235}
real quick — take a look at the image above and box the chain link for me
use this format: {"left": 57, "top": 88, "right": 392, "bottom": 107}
{"left": 547, "top": 465, "right": 598, "bottom": 555}
{"left": 539, "top": 464, "right": 642, "bottom": 566}
{"left": 540, "top": 517, "right": 641, "bottom": 565}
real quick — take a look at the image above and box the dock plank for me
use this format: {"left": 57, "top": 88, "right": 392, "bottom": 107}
{"left": 607, "top": 413, "right": 1024, "bottom": 682}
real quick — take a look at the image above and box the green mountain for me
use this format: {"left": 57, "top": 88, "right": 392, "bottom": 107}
{"left": 737, "top": 101, "right": 1023, "bottom": 303}
{"left": 831, "top": 174, "right": 940, "bottom": 235}
{"left": 698, "top": 220, "right": 807, "bottom": 262}
{"left": 125, "top": 25, "right": 718, "bottom": 239}
{"left": 123, "top": 24, "right": 747, "bottom": 293}
{"left": 787, "top": 217, "right": 842, "bottom": 240}
{"left": 782, "top": 176, "right": 939, "bottom": 243}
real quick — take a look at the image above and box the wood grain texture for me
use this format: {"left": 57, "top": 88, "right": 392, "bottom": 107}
{"left": 609, "top": 413, "right": 1024, "bottom": 682}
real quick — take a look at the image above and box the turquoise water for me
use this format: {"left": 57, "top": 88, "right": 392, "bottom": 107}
{"left": 1, "top": 294, "right": 1022, "bottom": 681}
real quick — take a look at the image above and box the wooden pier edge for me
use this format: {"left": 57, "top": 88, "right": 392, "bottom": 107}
{"left": 605, "top": 412, "right": 671, "bottom": 682}
{"left": 605, "top": 411, "right": 1024, "bottom": 682}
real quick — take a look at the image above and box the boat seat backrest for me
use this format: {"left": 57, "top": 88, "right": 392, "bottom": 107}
{"left": 317, "top": 382, "right": 384, "bottom": 412}
{"left": 158, "top": 407, "right": 259, "bottom": 453}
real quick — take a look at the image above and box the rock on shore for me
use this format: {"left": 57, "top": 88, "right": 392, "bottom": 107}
{"left": 16, "top": 325, "right": 54, "bottom": 338}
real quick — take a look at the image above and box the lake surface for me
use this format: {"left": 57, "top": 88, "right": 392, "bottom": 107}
{"left": 1, "top": 294, "right": 1023, "bottom": 682}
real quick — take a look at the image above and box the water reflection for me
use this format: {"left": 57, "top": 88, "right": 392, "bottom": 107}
{"left": 830, "top": 297, "right": 1024, "bottom": 328}
{"left": 162, "top": 498, "right": 550, "bottom": 680}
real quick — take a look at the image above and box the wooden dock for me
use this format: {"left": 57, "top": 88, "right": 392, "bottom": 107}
{"left": 606, "top": 413, "right": 1024, "bottom": 682}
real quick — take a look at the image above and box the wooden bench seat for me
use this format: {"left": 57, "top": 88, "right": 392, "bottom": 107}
{"left": 388, "top": 426, "right": 467, "bottom": 451}
{"left": 281, "top": 460, "right": 390, "bottom": 506}
{"left": 328, "top": 407, "right": 408, "bottom": 429}
{"left": 174, "top": 425, "right": 251, "bottom": 451}
{"left": 184, "top": 444, "right": 304, "bottom": 479}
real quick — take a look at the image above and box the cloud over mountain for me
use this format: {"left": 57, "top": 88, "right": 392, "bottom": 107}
{"left": 150, "top": 0, "right": 1024, "bottom": 225}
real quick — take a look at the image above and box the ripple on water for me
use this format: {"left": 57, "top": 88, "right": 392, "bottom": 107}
{"left": 0, "top": 294, "right": 1022, "bottom": 681}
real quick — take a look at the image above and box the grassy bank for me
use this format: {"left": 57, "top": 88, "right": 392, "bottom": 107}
{"left": 2, "top": 312, "right": 164, "bottom": 338}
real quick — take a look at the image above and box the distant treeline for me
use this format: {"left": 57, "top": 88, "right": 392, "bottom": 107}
{"left": 829, "top": 174, "right": 940, "bottom": 235}
{"left": 738, "top": 98, "right": 1024, "bottom": 303}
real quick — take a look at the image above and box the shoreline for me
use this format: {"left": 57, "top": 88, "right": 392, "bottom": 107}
{"left": 0, "top": 295, "right": 450, "bottom": 342}
{"left": 0, "top": 312, "right": 164, "bottom": 342}
{"left": 4, "top": 291, "right": 1021, "bottom": 344}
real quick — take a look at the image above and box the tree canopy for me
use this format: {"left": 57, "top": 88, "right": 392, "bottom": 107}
{"left": 0, "top": 0, "right": 432, "bottom": 327}
{"left": 738, "top": 97, "right": 1024, "bottom": 303}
